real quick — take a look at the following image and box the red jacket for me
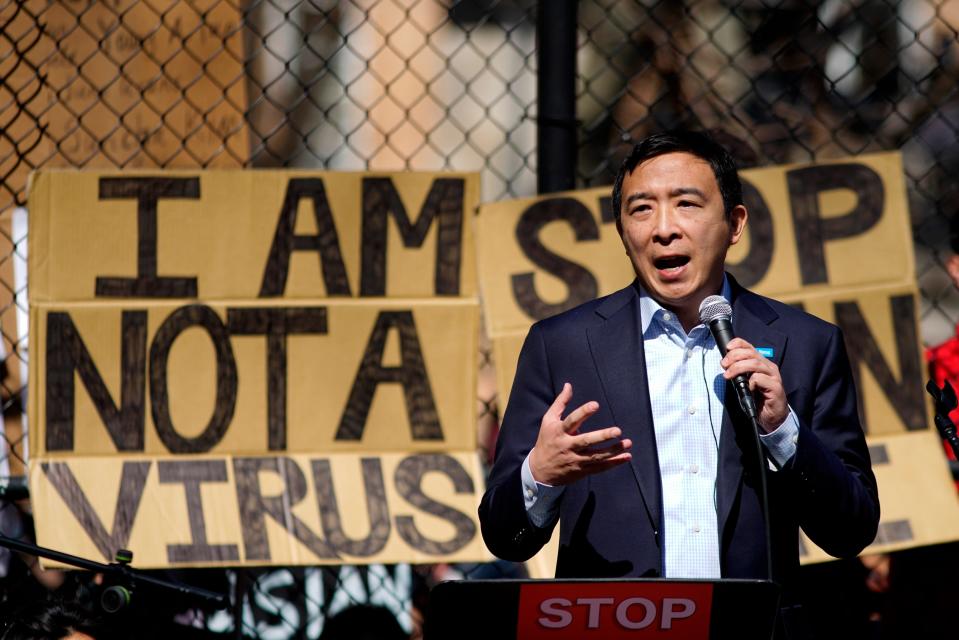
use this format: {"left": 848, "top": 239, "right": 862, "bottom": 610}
{"left": 926, "top": 328, "right": 959, "bottom": 489}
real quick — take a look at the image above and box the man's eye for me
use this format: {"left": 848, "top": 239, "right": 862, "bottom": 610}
{"left": 678, "top": 200, "right": 700, "bottom": 208}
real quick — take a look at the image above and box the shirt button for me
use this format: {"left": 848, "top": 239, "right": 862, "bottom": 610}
{"left": 526, "top": 488, "right": 534, "bottom": 498}
{"left": 689, "top": 464, "right": 699, "bottom": 474}
{"left": 663, "top": 312, "right": 671, "bottom": 321}
{"left": 692, "top": 524, "right": 701, "bottom": 533}
{"left": 688, "top": 405, "right": 697, "bottom": 415}
{"left": 684, "top": 349, "right": 692, "bottom": 360}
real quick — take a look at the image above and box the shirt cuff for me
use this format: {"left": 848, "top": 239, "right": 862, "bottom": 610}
{"left": 759, "top": 408, "right": 799, "bottom": 469}
{"left": 521, "top": 451, "right": 565, "bottom": 528}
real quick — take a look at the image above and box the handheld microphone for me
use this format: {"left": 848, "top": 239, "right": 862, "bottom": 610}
{"left": 700, "top": 294, "right": 774, "bottom": 583}
{"left": 699, "top": 295, "right": 758, "bottom": 420}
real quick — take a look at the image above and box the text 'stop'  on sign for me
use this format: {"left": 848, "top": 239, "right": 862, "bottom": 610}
{"left": 475, "top": 152, "right": 913, "bottom": 337}
{"left": 28, "top": 171, "right": 480, "bottom": 302}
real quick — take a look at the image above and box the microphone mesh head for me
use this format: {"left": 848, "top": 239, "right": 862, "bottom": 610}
{"left": 699, "top": 295, "right": 732, "bottom": 324}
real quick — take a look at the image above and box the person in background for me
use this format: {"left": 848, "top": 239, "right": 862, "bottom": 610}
{"left": 0, "top": 596, "right": 106, "bottom": 640}
{"left": 927, "top": 218, "right": 959, "bottom": 480}
{"left": 871, "top": 214, "right": 959, "bottom": 639}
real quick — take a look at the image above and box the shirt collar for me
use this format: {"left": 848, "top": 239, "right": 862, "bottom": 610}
{"left": 638, "top": 274, "right": 732, "bottom": 335}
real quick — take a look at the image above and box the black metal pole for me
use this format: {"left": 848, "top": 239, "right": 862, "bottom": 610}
{"left": 537, "top": 0, "right": 578, "bottom": 194}
{"left": 233, "top": 569, "right": 249, "bottom": 640}
{"left": 0, "top": 534, "right": 227, "bottom": 607}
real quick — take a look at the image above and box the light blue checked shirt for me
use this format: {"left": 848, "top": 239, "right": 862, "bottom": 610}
{"left": 521, "top": 277, "right": 799, "bottom": 578}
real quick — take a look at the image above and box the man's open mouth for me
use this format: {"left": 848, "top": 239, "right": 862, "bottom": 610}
{"left": 654, "top": 255, "right": 690, "bottom": 271}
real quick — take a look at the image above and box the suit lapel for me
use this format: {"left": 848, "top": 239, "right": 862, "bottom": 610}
{"left": 587, "top": 284, "right": 663, "bottom": 542}
{"left": 716, "top": 284, "right": 789, "bottom": 542}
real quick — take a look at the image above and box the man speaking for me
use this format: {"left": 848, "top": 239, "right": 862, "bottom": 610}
{"left": 479, "top": 131, "right": 879, "bottom": 631}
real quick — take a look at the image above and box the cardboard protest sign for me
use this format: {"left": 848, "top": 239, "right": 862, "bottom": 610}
{"left": 30, "top": 451, "right": 490, "bottom": 568}
{"left": 29, "top": 171, "right": 478, "bottom": 302}
{"left": 802, "top": 432, "right": 959, "bottom": 562}
{"left": 28, "top": 169, "right": 485, "bottom": 567}
{"left": 31, "top": 300, "right": 479, "bottom": 457}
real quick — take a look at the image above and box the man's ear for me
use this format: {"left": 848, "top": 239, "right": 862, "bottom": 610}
{"left": 728, "top": 204, "right": 748, "bottom": 245}
{"left": 946, "top": 253, "right": 959, "bottom": 289}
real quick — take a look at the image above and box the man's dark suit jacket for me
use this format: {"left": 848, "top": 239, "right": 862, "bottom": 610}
{"left": 479, "top": 277, "right": 879, "bottom": 600}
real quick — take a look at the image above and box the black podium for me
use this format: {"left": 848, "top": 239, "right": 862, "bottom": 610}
{"left": 426, "top": 578, "right": 779, "bottom": 639}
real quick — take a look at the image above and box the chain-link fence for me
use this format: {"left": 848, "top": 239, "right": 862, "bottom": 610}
{"left": 3, "top": 0, "right": 959, "bottom": 636}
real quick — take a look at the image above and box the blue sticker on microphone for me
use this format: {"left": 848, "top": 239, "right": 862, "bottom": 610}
{"left": 757, "top": 347, "right": 774, "bottom": 358}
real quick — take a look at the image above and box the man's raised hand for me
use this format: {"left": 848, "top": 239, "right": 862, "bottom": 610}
{"left": 528, "top": 382, "right": 632, "bottom": 486}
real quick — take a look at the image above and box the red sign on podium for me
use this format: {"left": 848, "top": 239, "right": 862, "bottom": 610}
{"left": 516, "top": 581, "right": 713, "bottom": 638}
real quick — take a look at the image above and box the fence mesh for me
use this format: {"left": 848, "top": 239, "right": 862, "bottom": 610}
{"left": 3, "top": 0, "right": 959, "bottom": 636}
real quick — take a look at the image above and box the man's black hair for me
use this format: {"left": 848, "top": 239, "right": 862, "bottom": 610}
{"left": 1, "top": 598, "right": 103, "bottom": 640}
{"left": 611, "top": 130, "right": 744, "bottom": 229}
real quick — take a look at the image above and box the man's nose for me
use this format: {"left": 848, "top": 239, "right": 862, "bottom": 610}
{"left": 652, "top": 208, "right": 681, "bottom": 242}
